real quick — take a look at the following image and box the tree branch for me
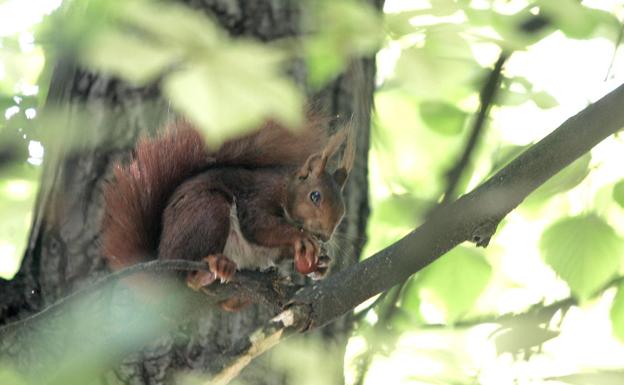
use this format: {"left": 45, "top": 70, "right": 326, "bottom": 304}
{"left": 210, "top": 81, "right": 624, "bottom": 382}
{"left": 0, "top": 260, "right": 297, "bottom": 339}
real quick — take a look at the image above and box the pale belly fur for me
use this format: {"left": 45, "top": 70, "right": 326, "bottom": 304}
{"left": 222, "top": 202, "right": 282, "bottom": 270}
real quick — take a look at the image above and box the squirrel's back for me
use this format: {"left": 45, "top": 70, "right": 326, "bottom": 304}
{"left": 101, "top": 118, "right": 328, "bottom": 270}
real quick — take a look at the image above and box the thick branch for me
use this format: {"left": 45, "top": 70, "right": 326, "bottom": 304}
{"left": 0, "top": 261, "right": 297, "bottom": 382}
{"left": 293, "top": 82, "right": 624, "bottom": 328}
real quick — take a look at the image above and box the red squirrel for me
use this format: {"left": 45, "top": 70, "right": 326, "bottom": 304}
{"left": 101, "top": 116, "right": 354, "bottom": 291}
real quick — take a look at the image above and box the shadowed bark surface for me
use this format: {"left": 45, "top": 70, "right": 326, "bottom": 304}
{"left": 0, "top": 1, "right": 376, "bottom": 384}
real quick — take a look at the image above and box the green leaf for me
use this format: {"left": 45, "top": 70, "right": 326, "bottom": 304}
{"left": 526, "top": 152, "right": 591, "bottom": 203}
{"left": 531, "top": 91, "right": 559, "bottom": 109}
{"left": 610, "top": 281, "right": 624, "bottom": 342}
{"left": 0, "top": 95, "right": 16, "bottom": 112}
{"left": 498, "top": 89, "right": 531, "bottom": 107}
{"left": 613, "top": 180, "right": 624, "bottom": 209}
{"left": 540, "top": 215, "right": 623, "bottom": 300}
{"left": 411, "top": 247, "right": 492, "bottom": 323}
{"left": 400, "top": 279, "right": 425, "bottom": 325}
{"left": 424, "top": 25, "right": 474, "bottom": 60}
{"left": 163, "top": 42, "right": 303, "bottom": 147}
{"left": 374, "top": 194, "right": 428, "bottom": 228}
{"left": 490, "top": 9, "right": 553, "bottom": 50}
{"left": 419, "top": 101, "right": 467, "bottom": 136}
{"left": 304, "top": 0, "right": 382, "bottom": 86}
{"left": 305, "top": 38, "right": 347, "bottom": 87}
{"left": 0, "top": 366, "right": 28, "bottom": 385}
{"left": 119, "top": 1, "right": 220, "bottom": 48}
{"left": 82, "top": 30, "right": 181, "bottom": 84}
{"left": 429, "top": 0, "right": 459, "bottom": 17}
{"left": 538, "top": 0, "right": 619, "bottom": 40}
{"left": 493, "top": 324, "right": 559, "bottom": 356}
{"left": 385, "top": 10, "right": 427, "bottom": 38}
{"left": 395, "top": 46, "right": 481, "bottom": 101}
{"left": 463, "top": 7, "right": 493, "bottom": 28}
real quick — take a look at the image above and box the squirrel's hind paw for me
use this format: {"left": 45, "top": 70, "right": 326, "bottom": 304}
{"left": 187, "top": 254, "right": 237, "bottom": 290}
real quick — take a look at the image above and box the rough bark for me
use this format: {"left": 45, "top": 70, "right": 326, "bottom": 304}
{"left": 0, "top": 1, "right": 375, "bottom": 384}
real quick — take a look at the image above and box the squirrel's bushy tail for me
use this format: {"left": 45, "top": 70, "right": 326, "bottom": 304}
{"left": 213, "top": 117, "right": 328, "bottom": 168}
{"left": 102, "top": 121, "right": 209, "bottom": 270}
{"left": 102, "top": 117, "right": 328, "bottom": 271}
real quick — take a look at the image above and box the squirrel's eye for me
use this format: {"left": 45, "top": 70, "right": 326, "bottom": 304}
{"left": 309, "top": 191, "right": 321, "bottom": 205}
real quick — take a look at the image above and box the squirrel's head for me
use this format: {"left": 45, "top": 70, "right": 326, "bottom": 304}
{"left": 285, "top": 126, "right": 355, "bottom": 242}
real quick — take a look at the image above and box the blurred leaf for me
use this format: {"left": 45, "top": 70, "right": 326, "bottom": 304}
{"left": 498, "top": 89, "right": 531, "bottom": 107}
{"left": 489, "top": 8, "right": 553, "bottom": 50}
{"left": 613, "top": 180, "right": 624, "bottom": 209}
{"left": 0, "top": 95, "right": 17, "bottom": 112}
{"left": 540, "top": 214, "right": 623, "bottom": 300}
{"left": 463, "top": 7, "right": 493, "bottom": 28}
{"left": 420, "top": 101, "right": 467, "bottom": 136}
{"left": 538, "top": 0, "right": 620, "bottom": 40}
{"left": 526, "top": 152, "right": 591, "bottom": 203}
{"left": 394, "top": 24, "right": 480, "bottom": 101}
{"left": 409, "top": 247, "right": 492, "bottom": 323}
{"left": 305, "top": 0, "right": 382, "bottom": 86}
{"left": 82, "top": 30, "right": 181, "bottom": 84}
{"left": 0, "top": 366, "right": 28, "bottom": 385}
{"left": 399, "top": 282, "right": 425, "bottom": 326}
{"left": 424, "top": 24, "right": 474, "bottom": 60}
{"left": 497, "top": 77, "right": 558, "bottom": 109}
{"left": 120, "top": 1, "right": 220, "bottom": 47}
{"left": 531, "top": 91, "right": 559, "bottom": 109}
{"left": 305, "top": 38, "right": 348, "bottom": 87}
{"left": 430, "top": 0, "right": 459, "bottom": 17}
{"left": 385, "top": 10, "right": 427, "bottom": 38}
{"left": 547, "top": 371, "right": 624, "bottom": 385}
{"left": 493, "top": 324, "right": 559, "bottom": 356}
{"left": 0, "top": 47, "right": 45, "bottom": 94}
{"left": 75, "top": 0, "right": 303, "bottom": 144}
{"left": 395, "top": 45, "right": 480, "bottom": 101}
{"left": 610, "top": 281, "right": 624, "bottom": 342}
{"left": 507, "top": 76, "right": 534, "bottom": 92}
{"left": 374, "top": 193, "right": 429, "bottom": 228}
{"left": 162, "top": 43, "right": 303, "bottom": 146}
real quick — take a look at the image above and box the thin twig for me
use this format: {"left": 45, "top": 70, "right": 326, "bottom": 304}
{"left": 605, "top": 22, "right": 624, "bottom": 81}
{"left": 442, "top": 52, "right": 508, "bottom": 204}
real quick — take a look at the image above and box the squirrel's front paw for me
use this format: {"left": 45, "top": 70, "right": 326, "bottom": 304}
{"left": 307, "top": 254, "right": 331, "bottom": 280}
{"left": 293, "top": 234, "right": 320, "bottom": 274}
{"left": 187, "top": 254, "right": 237, "bottom": 290}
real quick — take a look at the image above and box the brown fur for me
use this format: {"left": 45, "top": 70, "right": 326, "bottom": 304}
{"left": 102, "top": 116, "right": 334, "bottom": 272}
{"left": 102, "top": 123, "right": 208, "bottom": 270}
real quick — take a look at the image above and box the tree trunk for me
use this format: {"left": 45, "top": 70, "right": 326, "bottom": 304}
{"left": 0, "top": 2, "right": 375, "bottom": 384}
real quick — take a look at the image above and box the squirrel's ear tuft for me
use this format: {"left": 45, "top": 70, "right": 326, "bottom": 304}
{"left": 333, "top": 167, "right": 349, "bottom": 188}
{"left": 298, "top": 154, "right": 324, "bottom": 179}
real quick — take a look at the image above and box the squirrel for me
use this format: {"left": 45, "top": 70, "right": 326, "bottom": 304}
{"left": 101, "top": 115, "right": 354, "bottom": 294}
